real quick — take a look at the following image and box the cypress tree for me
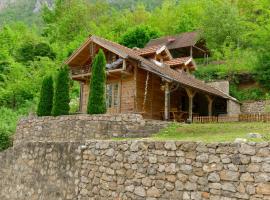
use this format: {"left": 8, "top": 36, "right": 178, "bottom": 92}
{"left": 37, "top": 76, "right": 54, "bottom": 116}
{"left": 52, "top": 66, "right": 70, "bottom": 116}
{"left": 87, "top": 49, "right": 107, "bottom": 114}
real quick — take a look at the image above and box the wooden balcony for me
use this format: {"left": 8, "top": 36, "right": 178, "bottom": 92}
{"left": 71, "top": 65, "right": 133, "bottom": 82}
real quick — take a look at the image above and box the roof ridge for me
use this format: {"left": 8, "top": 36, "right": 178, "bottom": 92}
{"left": 91, "top": 35, "right": 134, "bottom": 52}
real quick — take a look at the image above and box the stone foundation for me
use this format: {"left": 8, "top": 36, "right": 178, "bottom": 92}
{"left": 1, "top": 140, "right": 269, "bottom": 199}
{"left": 14, "top": 114, "right": 169, "bottom": 145}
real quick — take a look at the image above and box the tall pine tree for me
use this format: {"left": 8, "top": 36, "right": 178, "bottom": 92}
{"left": 87, "top": 49, "right": 107, "bottom": 114}
{"left": 37, "top": 76, "right": 54, "bottom": 116}
{"left": 52, "top": 66, "right": 70, "bottom": 116}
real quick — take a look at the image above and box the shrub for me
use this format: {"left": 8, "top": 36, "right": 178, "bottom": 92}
{"left": 37, "top": 76, "right": 54, "bottom": 116}
{"left": 0, "top": 132, "right": 11, "bottom": 151}
{"left": 16, "top": 41, "right": 56, "bottom": 62}
{"left": 229, "top": 84, "right": 266, "bottom": 101}
{"left": 52, "top": 66, "right": 70, "bottom": 116}
{"left": 87, "top": 49, "right": 107, "bottom": 114}
{"left": 34, "top": 42, "right": 56, "bottom": 60}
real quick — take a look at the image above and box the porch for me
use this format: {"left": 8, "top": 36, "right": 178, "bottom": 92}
{"left": 159, "top": 81, "right": 228, "bottom": 122}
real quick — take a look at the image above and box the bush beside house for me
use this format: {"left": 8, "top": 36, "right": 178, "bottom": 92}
{"left": 37, "top": 76, "right": 54, "bottom": 116}
{"left": 52, "top": 66, "right": 70, "bottom": 116}
{"left": 87, "top": 49, "right": 107, "bottom": 114}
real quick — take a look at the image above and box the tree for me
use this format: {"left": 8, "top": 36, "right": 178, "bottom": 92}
{"left": 37, "top": 76, "right": 54, "bottom": 116}
{"left": 17, "top": 41, "right": 56, "bottom": 62}
{"left": 119, "top": 25, "right": 160, "bottom": 48}
{"left": 87, "top": 49, "right": 107, "bottom": 114}
{"left": 52, "top": 66, "right": 70, "bottom": 116}
{"left": 201, "top": 1, "right": 243, "bottom": 53}
{"left": 34, "top": 42, "right": 56, "bottom": 60}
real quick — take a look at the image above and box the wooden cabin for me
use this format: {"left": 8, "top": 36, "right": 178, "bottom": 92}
{"left": 65, "top": 35, "right": 240, "bottom": 121}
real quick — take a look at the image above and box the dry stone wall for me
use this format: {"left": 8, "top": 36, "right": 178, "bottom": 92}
{"left": 241, "top": 100, "right": 270, "bottom": 114}
{"left": 14, "top": 114, "right": 168, "bottom": 145}
{"left": 0, "top": 140, "right": 269, "bottom": 200}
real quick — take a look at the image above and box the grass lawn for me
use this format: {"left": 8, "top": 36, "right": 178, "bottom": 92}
{"left": 152, "top": 122, "right": 270, "bottom": 142}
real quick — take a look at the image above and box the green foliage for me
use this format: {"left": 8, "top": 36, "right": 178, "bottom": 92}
{"left": 119, "top": 25, "right": 160, "bottom": 48}
{"left": 229, "top": 84, "right": 267, "bottom": 101}
{"left": 201, "top": 1, "right": 244, "bottom": 54}
{"left": 0, "top": 104, "right": 35, "bottom": 151}
{"left": 17, "top": 41, "right": 56, "bottom": 62}
{"left": 52, "top": 66, "right": 70, "bottom": 116}
{"left": 195, "top": 48, "right": 258, "bottom": 82}
{"left": 255, "top": 21, "right": 270, "bottom": 90}
{"left": 37, "top": 76, "right": 54, "bottom": 116}
{"left": 87, "top": 49, "right": 107, "bottom": 114}
{"left": 34, "top": 42, "right": 56, "bottom": 60}
{"left": 0, "top": 132, "right": 11, "bottom": 151}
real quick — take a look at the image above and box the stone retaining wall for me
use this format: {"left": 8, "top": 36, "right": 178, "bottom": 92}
{"left": 241, "top": 100, "right": 270, "bottom": 114}
{"left": 1, "top": 140, "right": 269, "bottom": 199}
{"left": 14, "top": 114, "right": 168, "bottom": 145}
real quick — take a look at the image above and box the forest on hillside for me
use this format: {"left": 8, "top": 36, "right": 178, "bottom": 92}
{"left": 0, "top": 0, "right": 270, "bottom": 149}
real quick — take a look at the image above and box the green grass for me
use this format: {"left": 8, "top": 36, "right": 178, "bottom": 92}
{"left": 152, "top": 122, "right": 270, "bottom": 142}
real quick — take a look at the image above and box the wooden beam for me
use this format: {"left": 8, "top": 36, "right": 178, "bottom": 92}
{"left": 206, "top": 95, "right": 214, "bottom": 116}
{"left": 72, "top": 68, "right": 130, "bottom": 79}
{"left": 79, "top": 82, "right": 84, "bottom": 112}
{"left": 185, "top": 88, "right": 196, "bottom": 122}
{"left": 134, "top": 65, "right": 138, "bottom": 112}
{"left": 72, "top": 73, "right": 91, "bottom": 79}
{"left": 164, "top": 82, "right": 170, "bottom": 121}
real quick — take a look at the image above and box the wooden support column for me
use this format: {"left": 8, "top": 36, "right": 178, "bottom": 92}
{"left": 79, "top": 82, "right": 84, "bottom": 112}
{"left": 185, "top": 88, "right": 196, "bottom": 122}
{"left": 164, "top": 82, "right": 170, "bottom": 121}
{"left": 206, "top": 95, "right": 214, "bottom": 116}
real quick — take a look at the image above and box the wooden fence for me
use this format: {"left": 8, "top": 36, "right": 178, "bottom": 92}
{"left": 193, "top": 114, "right": 270, "bottom": 123}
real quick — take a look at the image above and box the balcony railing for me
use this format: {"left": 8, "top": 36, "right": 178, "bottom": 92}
{"left": 71, "top": 65, "right": 91, "bottom": 76}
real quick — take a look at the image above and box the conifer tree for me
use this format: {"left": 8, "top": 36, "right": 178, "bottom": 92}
{"left": 87, "top": 49, "right": 107, "bottom": 114}
{"left": 52, "top": 66, "right": 70, "bottom": 116}
{"left": 37, "top": 76, "right": 54, "bottom": 116}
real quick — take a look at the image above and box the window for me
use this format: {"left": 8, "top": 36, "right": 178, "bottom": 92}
{"left": 106, "top": 83, "right": 120, "bottom": 109}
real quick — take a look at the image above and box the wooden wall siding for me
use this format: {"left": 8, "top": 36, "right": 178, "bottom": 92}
{"left": 120, "top": 76, "right": 136, "bottom": 113}
{"left": 136, "top": 68, "right": 164, "bottom": 120}
{"left": 81, "top": 82, "right": 90, "bottom": 113}
{"left": 80, "top": 75, "right": 136, "bottom": 114}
